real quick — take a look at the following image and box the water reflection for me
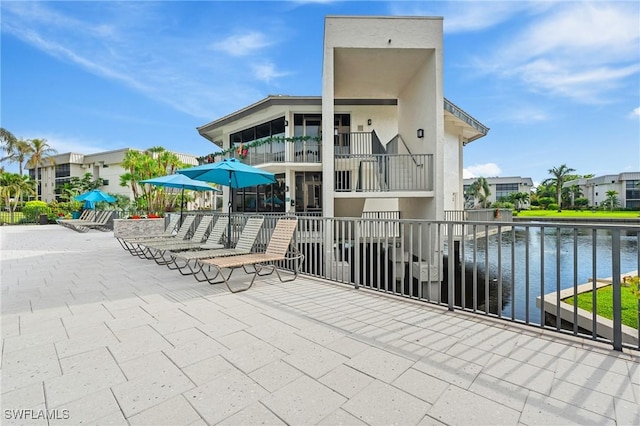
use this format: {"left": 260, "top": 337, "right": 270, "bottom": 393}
{"left": 462, "top": 227, "right": 639, "bottom": 324}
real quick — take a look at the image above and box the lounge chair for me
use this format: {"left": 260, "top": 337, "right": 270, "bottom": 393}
{"left": 167, "top": 215, "right": 265, "bottom": 276}
{"left": 196, "top": 216, "right": 303, "bottom": 293}
{"left": 124, "top": 215, "right": 196, "bottom": 257}
{"left": 57, "top": 210, "right": 91, "bottom": 226}
{"left": 139, "top": 215, "right": 215, "bottom": 262}
{"left": 66, "top": 211, "right": 114, "bottom": 233}
{"left": 115, "top": 215, "right": 180, "bottom": 252}
{"left": 151, "top": 215, "right": 231, "bottom": 266}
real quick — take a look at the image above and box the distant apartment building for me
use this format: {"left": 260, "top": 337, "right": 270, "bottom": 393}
{"left": 564, "top": 172, "right": 640, "bottom": 209}
{"left": 28, "top": 148, "right": 199, "bottom": 202}
{"left": 463, "top": 176, "right": 534, "bottom": 208}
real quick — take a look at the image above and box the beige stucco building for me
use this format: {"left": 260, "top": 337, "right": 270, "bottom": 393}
{"left": 28, "top": 148, "right": 199, "bottom": 203}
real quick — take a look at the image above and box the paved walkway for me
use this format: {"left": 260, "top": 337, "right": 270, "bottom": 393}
{"left": 1, "top": 225, "right": 638, "bottom": 425}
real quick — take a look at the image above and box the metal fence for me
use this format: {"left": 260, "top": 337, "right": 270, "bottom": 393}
{"left": 199, "top": 213, "right": 639, "bottom": 351}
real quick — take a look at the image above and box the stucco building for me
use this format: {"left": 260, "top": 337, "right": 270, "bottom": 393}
{"left": 28, "top": 148, "right": 198, "bottom": 203}
{"left": 463, "top": 176, "right": 534, "bottom": 208}
{"left": 197, "top": 16, "right": 489, "bottom": 222}
{"left": 564, "top": 173, "right": 640, "bottom": 209}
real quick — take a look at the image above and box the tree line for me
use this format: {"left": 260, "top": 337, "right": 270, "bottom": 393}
{"left": 466, "top": 164, "right": 625, "bottom": 212}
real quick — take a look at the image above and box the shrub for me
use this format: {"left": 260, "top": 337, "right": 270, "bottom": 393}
{"left": 22, "top": 201, "right": 51, "bottom": 222}
{"left": 547, "top": 203, "right": 558, "bottom": 211}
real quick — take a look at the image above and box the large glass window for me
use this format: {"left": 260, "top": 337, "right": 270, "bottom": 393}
{"left": 495, "top": 183, "right": 519, "bottom": 200}
{"left": 230, "top": 117, "right": 286, "bottom": 164}
{"left": 626, "top": 180, "right": 640, "bottom": 204}
{"left": 232, "top": 173, "right": 286, "bottom": 213}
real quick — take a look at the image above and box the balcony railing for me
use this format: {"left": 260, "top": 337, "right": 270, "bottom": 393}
{"left": 335, "top": 153, "right": 433, "bottom": 192}
{"left": 206, "top": 212, "right": 640, "bottom": 352}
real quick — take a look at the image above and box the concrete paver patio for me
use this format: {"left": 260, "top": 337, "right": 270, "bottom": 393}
{"left": 1, "top": 225, "right": 639, "bottom": 425}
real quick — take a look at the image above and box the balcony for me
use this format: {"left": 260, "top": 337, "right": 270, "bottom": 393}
{"left": 232, "top": 139, "right": 322, "bottom": 166}
{"left": 334, "top": 132, "right": 433, "bottom": 192}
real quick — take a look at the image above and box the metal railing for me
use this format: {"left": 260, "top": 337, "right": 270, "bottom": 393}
{"left": 206, "top": 213, "right": 639, "bottom": 351}
{"left": 293, "top": 139, "right": 321, "bottom": 163}
{"left": 335, "top": 153, "right": 433, "bottom": 192}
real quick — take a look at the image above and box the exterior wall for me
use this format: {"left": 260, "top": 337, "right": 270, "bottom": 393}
{"left": 566, "top": 172, "right": 640, "bottom": 208}
{"left": 30, "top": 148, "right": 199, "bottom": 202}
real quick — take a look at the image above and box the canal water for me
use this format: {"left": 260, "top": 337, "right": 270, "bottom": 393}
{"left": 462, "top": 226, "right": 639, "bottom": 325}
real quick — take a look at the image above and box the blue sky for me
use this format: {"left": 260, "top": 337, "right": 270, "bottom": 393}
{"left": 2, "top": 1, "right": 639, "bottom": 185}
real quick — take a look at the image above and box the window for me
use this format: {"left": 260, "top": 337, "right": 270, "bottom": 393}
{"left": 495, "top": 183, "right": 519, "bottom": 200}
{"left": 55, "top": 163, "right": 70, "bottom": 178}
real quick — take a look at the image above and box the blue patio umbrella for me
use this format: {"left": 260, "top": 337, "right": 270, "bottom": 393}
{"left": 75, "top": 189, "right": 116, "bottom": 203}
{"left": 178, "top": 158, "right": 277, "bottom": 247}
{"left": 140, "top": 173, "right": 220, "bottom": 224}
{"left": 75, "top": 189, "right": 116, "bottom": 221}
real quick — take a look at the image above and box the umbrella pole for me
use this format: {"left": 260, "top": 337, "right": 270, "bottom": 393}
{"left": 180, "top": 186, "right": 184, "bottom": 227}
{"left": 227, "top": 171, "right": 232, "bottom": 249}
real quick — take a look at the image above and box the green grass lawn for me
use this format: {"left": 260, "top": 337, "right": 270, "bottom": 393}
{"left": 0, "top": 211, "right": 26, "bottom": 224}
{"left": 564, "top": 285, "right": 639, "bottom": 329}
{"left": 516, "top": 210, "right": 640, "bottom": 219}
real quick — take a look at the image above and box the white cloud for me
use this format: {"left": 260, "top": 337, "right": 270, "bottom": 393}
{"left": 474, "top": 2, "right": 640, "bottom": 104}
{"left": 251, "top": 62, "right": 290, "bottom": 83}
{"left": 630, "top": 107, "right": 640, "bottom": 119}
{"left": 211, "top": 31, "right": 273, "bottom": 57}
{"left": 463, "top": 163, "right": 501, "bottom": 179}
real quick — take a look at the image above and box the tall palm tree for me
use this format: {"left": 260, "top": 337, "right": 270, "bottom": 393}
{"left": 26, "top": 138, "right": 57, "bottom": 200}
{"left": 605, "top": 190, "right": 619, "bottom": 212}
{"left": 0, "top": 128, "right": 17, "bottom": 155}
{"left": 548, "top": 164, "right": 575, "bottom": 212}
{"left": 4, "top": 139, "right": 33, "bottom": 176}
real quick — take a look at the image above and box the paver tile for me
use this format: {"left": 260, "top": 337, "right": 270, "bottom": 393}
{"left": 182, "top": 355, "right": 238, "bottom": 386}
{"left": 318, "top": 408, "right": 368, "bottom": 426}
{"left": 222, "top": 340, "right": 286, "bottom": 373}
{"left": 283, "top": 341, "right": 348, "bottom": 379}
{"left": 184, "top": 368, "right": 268, "bottom": 425}
{"left": 549, "top": 379, "right": 616, "bottom": 419}
{"left": 318, "top": 364, "right": 375, "bottom": 398}
{"left": 428, "top": 384, "right": 520, "bottom": 426}
{"left": 261, "top": 375, "right": 346, "bottom": 425}
{"left": 468, "top": 373, "right": 530, "bottom": 412}
{"left": 342, "top": 380, "right": 430, "bottom": 425}
{"left": 128, "top": 395, "right": 202, "bottom": 425}
{"left": 392, "top": 368, "right": 448, "bottom": 404}
{"left": 2, "top": 343, "right": 61, "bottom": 392}
{"left": 111, "top": 364, "right": 195, "bottom": 417}
{"left": 163, "top": 336, "right": 227, "bottom": 368}
{"left": 248, "top": 360, "right": 303, "bottom": 393}
{"left": 49, "top": 388, "right": 121, "bottom": 425}
{"left": 345, "top": 346, "right": 414, "bottom": 383}
{"left": 520, "top": 392, "right": 616, "bottom": 425}
{"left": 218, "top": 402, "right": 286, "bottom": 425}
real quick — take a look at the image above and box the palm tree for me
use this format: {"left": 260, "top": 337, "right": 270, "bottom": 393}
{"left": 547, "top": 164, "right": 575, "bottom": 212}
{"left": 465, "top": 177, "right": 491, "bottom": 208}
{"left": 0, "top": 128, "right": 17, "bottom": 156}
{"left": 4, "top": 139, "right": 33, "bottom": 176}
{"left": 510, "top": 191, "right": 530, "bottom": 212}
{"left": 0, "top": 172, "right": 35, "bottom": 222}
{"left": 605, "top": 190, "right": 619, "bottom": 212}
{"left": 26, "top": 139, "right": 57, "bottom": 200}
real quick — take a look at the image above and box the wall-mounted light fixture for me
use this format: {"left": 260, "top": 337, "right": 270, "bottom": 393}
{"left": 417, "top": 128, "right": 424, "bottom": 138}
{"left": 334, "top": 128, "right": 339, "bottom": 136}
{"left": 367, "top": 119, "right": 372, "bottom": 126}
{"left": 284, "top": 120, "right": 289, "bottom": 127}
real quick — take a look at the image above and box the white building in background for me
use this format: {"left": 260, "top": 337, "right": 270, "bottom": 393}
{"left": 564, "top": 173, "right": 640, "bottom": 209}
{"left": 463, "top": 176, "right": 534, "bottom": 208}
{"left": 28, "top": 148, "right": 199, "bottom": 203}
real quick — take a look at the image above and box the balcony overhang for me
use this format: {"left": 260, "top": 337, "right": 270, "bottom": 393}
{"left": 334, "top": 191, "right": 434, "bottom": 199}
{"left": 334, "top": 47, "right": 432, "bottom": 99}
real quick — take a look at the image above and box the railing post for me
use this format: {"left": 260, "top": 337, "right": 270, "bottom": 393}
{"left": 611, "top": 228, "right": 622, "bottom": 351}
{"left": 354, "top": 218, "right": 360, "bottom": 289}
{"left": 447, "top": 222, "right": 455, "bottom": 311}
